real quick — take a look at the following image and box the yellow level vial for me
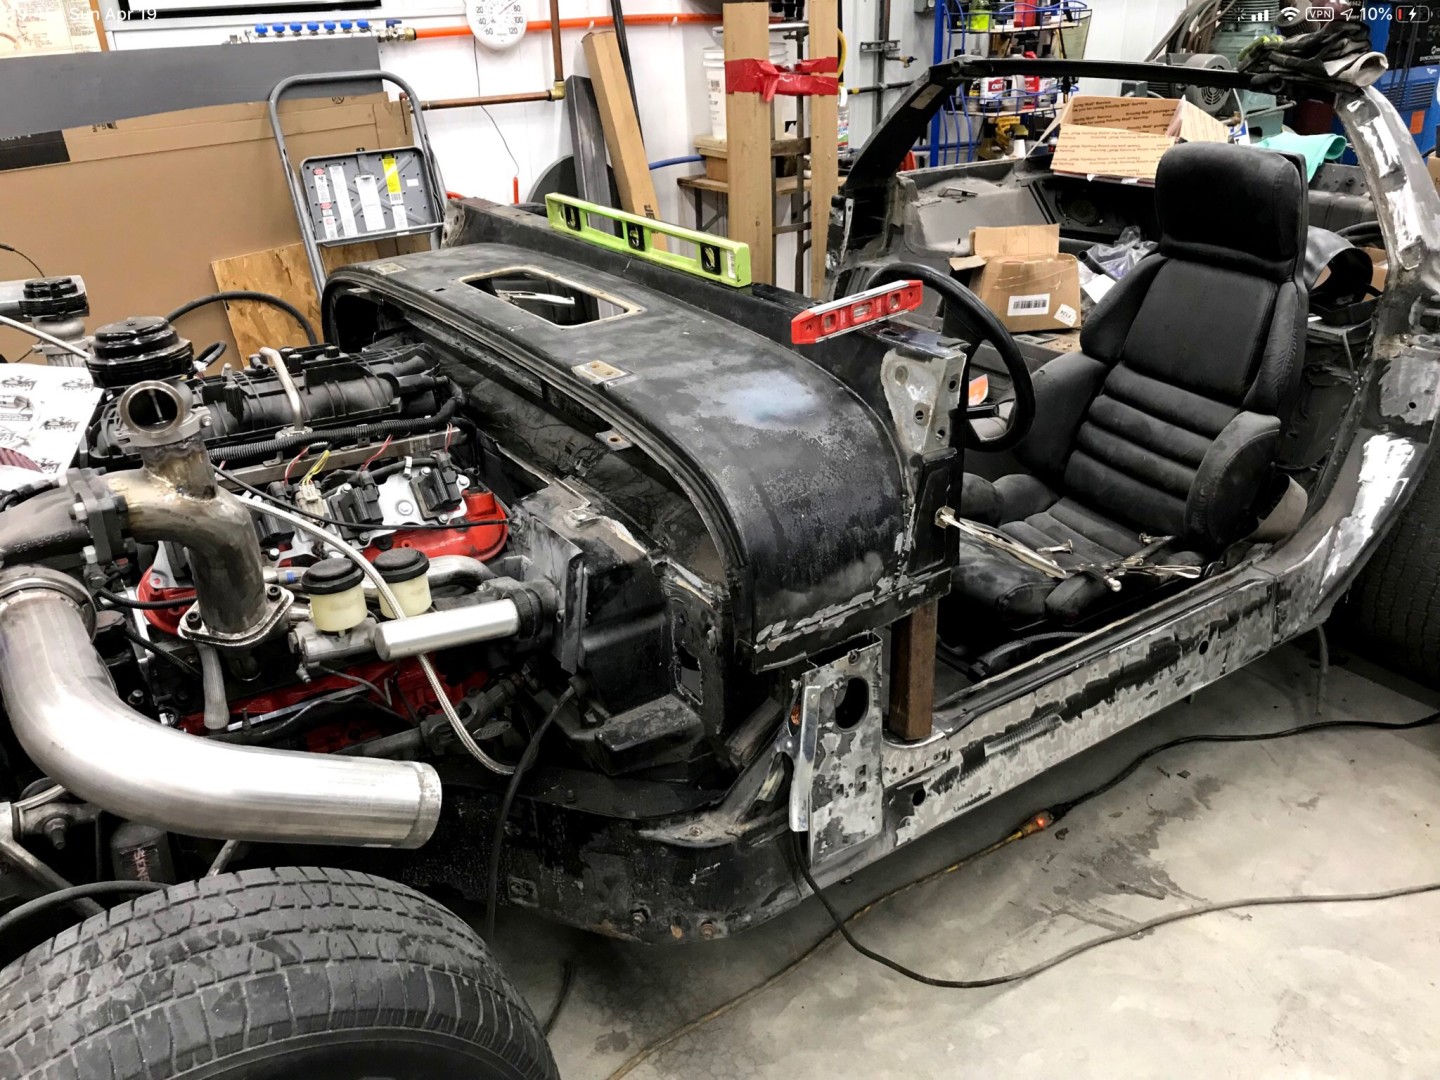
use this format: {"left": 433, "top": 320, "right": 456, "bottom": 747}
{"left": 545, "top": 194, "right": 752, "bottom": 288}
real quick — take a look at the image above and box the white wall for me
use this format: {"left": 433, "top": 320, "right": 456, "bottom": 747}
{"left": 106, "top": 0, "right": 1184, "bottom": 269}
{"left": 1079, "top": 0, "right": 1189, "bottom": 93}
{"left": 109, "top": 0, "right": 720, "bottom": 224}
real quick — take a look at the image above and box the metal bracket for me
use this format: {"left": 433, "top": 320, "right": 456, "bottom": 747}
{"left": 0, "top": 798, "right": 102, "bottom": 916}
{"left": 774, "top": 637, "right": 886, "bottom": 867}
{"left": 882, "top": 347, "right": 966, "bottom": 456}
{"left": 177, "top": 588, "right": 294, "bottom": 650}
{"left": 573, "top": 359, "right": 630, "bottom": 386}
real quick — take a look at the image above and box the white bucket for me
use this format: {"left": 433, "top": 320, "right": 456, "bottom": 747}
{"left": 703, "top": 32, "right": 792, "bottom": 141}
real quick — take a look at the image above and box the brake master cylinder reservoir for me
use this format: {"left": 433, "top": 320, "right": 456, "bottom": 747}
{"left": 304, "top": 558, "right": 367, "bottom": 632}
{"left": 375, "top": 548, "right": 431, "bottom": 618}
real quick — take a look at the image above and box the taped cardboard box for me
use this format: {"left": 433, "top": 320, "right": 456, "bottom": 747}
{"left": 1045, "top": 95, "right": 1231, "bottom": 184}
{"left": 0, "top": 94, "right": 417, "bottom": 363}
{"left": 949, "top": 224, "right": 1082, "bottom": 333}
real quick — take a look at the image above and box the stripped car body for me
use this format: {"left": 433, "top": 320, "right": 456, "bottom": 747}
{"left": 0, "top": 54, "right": 1432, "bottom": 955}
{"left": 301, "top": 59, "right": 1438, "bottom": 941}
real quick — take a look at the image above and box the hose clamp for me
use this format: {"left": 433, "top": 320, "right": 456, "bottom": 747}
{"left": 0, "top": 565, "right": 95, "bottom": 637}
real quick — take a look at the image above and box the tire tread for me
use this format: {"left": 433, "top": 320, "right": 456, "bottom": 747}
{"left": 0, "top": 867, "right": 556, "bottom": 1080}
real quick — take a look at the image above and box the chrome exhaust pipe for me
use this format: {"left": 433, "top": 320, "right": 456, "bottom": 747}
{"left": 0, "top": 567, "right": 441, "bottom": 849}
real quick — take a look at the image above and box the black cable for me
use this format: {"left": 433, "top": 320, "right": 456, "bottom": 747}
{"left": 120, "top": 626, "right": 201, "bottom": 681}
{"left": 215, "top": 466, "right": 507, "bottom": 533}
{"left": 790, "top": 833, "right": 1440, "bottom": 989}
{"left": 195, "top": 341, "right": 227, "bottom": 369}
{"left": 0, "top": 477, "right": 58, "bottom": 512}
{"left": 0, "top": 242, "right": 44, "bottom": 278}
{"left": 542, "top": 959, "right": 577, "bottom": 1036}
{"left": 1050, "top": 709, "right": 1440, "bottom": 823}
{"left": 484, "top": 686, "right": 578, "bottom": 941}
{"left": 96, "top": 587, "right": 194, "bottom": 611}
{"left": 166, "top": 290, "right": 318, "bottom": 346}
{"left": 0, "top": 880, "right": 167, "bottom": 941}
{"left": 609, "top": 0, "right": 640, "bottom": 128}
{"left": 788, "top": 708, "right": 1440, "bottom": 991}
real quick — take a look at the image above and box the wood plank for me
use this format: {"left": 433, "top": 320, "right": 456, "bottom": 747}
{"left": 693, "top": 135, "right": 810, "bottom": 158}
{"left": 582, "top": 30, "right": 665, "bottom": 248}
{"left": 211, "top": 241, "right": 389, "bottom": 360}
{"left": 888, "top": 602, "right": 938, "bottom": 742}
{"left": 722, "top": 2, "right": 774, "bottom": 285}
{"left": 694, "top": 135, "right": 810, "bottom": 183}
{"left": 808, "top": 0, "right": 840, "bottom": 298}
{"left": 676, "top": 174, "right": 812, "bottom": 196}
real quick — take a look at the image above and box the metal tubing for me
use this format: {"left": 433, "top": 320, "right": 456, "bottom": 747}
{"left": 260, "top": 346, "right": 308, "bottom": 433}
{"left": 373, "top": 599, "right": 520, "bottom": 660}
{"left": 422, "top": 0, "right": 563, "bottom": 113}
{"left": 105, "top": 380, "right": 280, "bottom": 644}
{"left": 0, "top": 569, "right": 442, "bottom": 848}
{"left": 0, "top": 312, "right": 90, "bottom": 359}
{"left": 548, "top": 0, "right": 564, "bottom": 86}
{"left": 245, "top": 499, "right": 516, "bottom": 776}
{"left": 105, "top": 466, "right": 273, "bottom": 641}
{"left": 423, "top": 89, "right": 556, "bottom": 110}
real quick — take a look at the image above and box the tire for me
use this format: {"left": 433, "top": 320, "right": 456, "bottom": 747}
{"left": 0, "top": 867, "right": 557, "bottom": 1080}
{"left": 1344, "top": 449, "right": 1440, "bottom": 686}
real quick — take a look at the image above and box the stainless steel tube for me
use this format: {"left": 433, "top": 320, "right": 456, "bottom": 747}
{"left": 260, "top": 347, "right": 308, "bottom": 433}
{"left": 360, "top": 554, "right": 494, "bottom": 600}
{"left": 372, "top": 599, "right": 520, "bottom": 660}
{"left": 0, "top": 568, "right": 441, "bottom": 849}
{"left": 104, "top": 381, "right": 280, "bottom": 644}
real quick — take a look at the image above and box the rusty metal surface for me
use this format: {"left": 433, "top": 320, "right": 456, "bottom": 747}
{"left": 330, "top": 83, "right": 1440, "bottom": 939}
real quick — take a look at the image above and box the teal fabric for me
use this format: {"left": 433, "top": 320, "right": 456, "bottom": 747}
{"left": 1256, "top": 132, "right": 1348, "bottom": 180}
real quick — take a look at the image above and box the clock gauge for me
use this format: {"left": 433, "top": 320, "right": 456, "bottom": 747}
{"left": 467, "top": 0, "right": 528, "bottom": 50}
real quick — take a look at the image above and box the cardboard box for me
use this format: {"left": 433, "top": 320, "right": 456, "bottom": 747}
{"left": 0, "top": 95, "right": 419, "bottom": 363}
{"left": 1364, "top": 246, "right": 1388, "bottom": 293}
{"left": 1046, "top": 95, "right": 1232, "bottom": 184}
{"left": 949, "top": 224, "right": 1082, "bottom": 333}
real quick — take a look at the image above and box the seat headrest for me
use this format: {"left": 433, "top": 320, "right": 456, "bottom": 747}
{"left": 1156, "top": 142, "right": 1307, "bottom": 282}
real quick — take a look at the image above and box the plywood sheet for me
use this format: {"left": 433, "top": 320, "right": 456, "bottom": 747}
{"left": 210, "top": 241, "right": 394, "bottom": 360}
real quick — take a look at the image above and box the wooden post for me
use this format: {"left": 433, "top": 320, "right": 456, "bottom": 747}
{"left": 888, "top": 602, "right": 938, "bottom": 742}
{"left": 722, "top": 2, "right": 774, "bottom": 285}
{"left": 807, "top": 0, "right": 839, "bottom": 298}
{"left": 583, "top": 31, "right": 664, "bottom": 230}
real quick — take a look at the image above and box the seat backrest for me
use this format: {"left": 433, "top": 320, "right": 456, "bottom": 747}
{"left": 1022, "top": 142, "right": 1309, "bottom": 549}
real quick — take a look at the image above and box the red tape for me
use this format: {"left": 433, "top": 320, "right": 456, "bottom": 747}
{"left": 725, "top": 56, "right": 839, "bottom": 101}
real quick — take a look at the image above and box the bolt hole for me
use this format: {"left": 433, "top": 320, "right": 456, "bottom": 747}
{"left": 833, "top": 677, "right": 870, "bottom": 730}
{"left": 937, "top": 428, "right": 947, "bottom": 439}
{"left": 1409, "top": 401, "right": 1418, "bottom": 410}
{"left": 947, "top": 378, "right": 959, "bottom": 392}
{"left": 911, "top": 787, "right": 926, "bottom": 807}
{"left": 914, "top": 408, "right": 926, "bottom": 423}
{"left": 1198, "top": 639, "right": 1210, "bottom": 656}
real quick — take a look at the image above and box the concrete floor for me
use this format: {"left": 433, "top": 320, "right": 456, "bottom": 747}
{"left": 484, "top": 644, "right": 1440, "bottom": 1079}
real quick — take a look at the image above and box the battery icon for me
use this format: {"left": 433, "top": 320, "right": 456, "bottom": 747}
{"left": 1398, "top": 5, "right": 1433, "bottom": 21}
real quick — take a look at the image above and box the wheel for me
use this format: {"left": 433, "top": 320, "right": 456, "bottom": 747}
{"left": 0, "top": 867, "right": 557, "bottom": 1080}
{"left": 1343, "top": 451, "right": 1440, "bottom": 687}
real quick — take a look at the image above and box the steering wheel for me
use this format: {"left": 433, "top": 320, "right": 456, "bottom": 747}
{"left": 866, "top": 262, "right": 1036, "bottom": 453}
